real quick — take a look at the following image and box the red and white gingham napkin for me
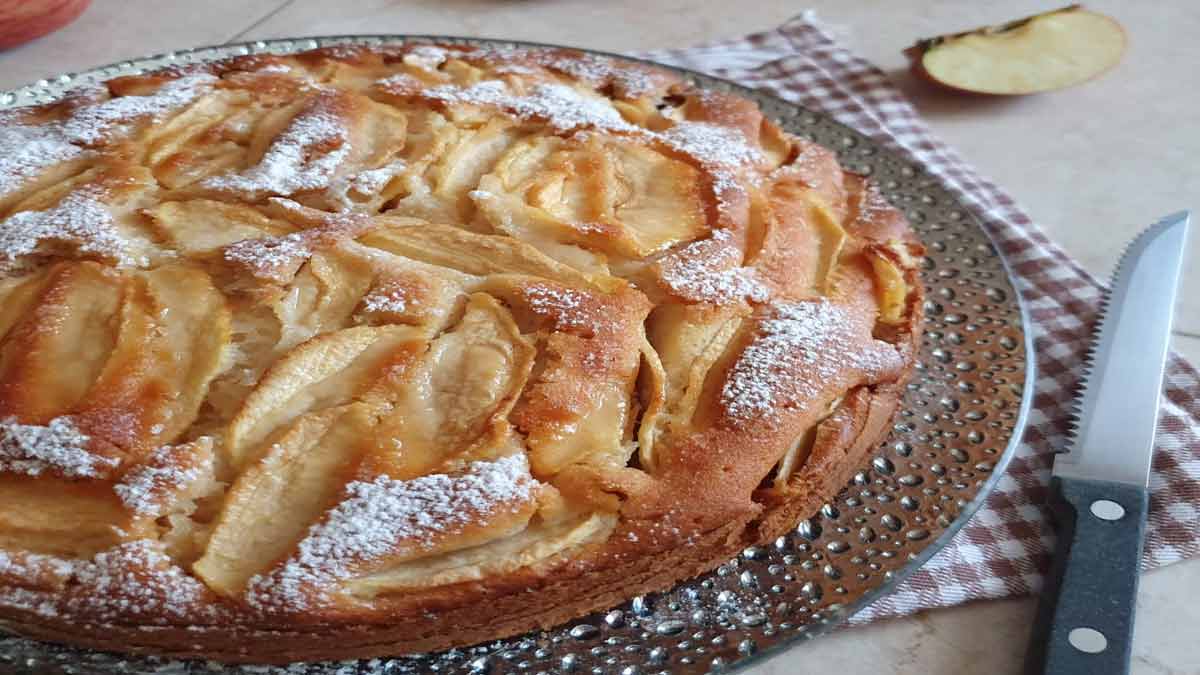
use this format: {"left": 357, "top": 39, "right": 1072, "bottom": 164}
{"left": 635, "top": 12, "right": 1200, "bottom": 622}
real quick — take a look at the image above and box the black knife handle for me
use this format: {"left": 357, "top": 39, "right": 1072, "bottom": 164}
{"left": 1025, "top": 476, "right": 1149, "bottom": 675}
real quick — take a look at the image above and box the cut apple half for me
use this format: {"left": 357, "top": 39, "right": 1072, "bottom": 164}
{"left": 906, "top": 5, "right": 1126, "bottom": 95}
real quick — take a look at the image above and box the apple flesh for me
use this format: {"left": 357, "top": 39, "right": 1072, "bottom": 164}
{"left": 906, "top": 5, "right": 1126, "bottom": 95}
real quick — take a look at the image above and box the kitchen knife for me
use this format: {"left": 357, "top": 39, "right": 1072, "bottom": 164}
{"left": 1025, "top": 211, "right": 1189, "bottom": 675}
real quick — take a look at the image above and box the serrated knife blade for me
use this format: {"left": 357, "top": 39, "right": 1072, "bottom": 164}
{"left": 1028, "top": 211, "right": 1189, "bottom": 675}
{"left": 1052, "top": 211, "right": 1190, "bottom": 486}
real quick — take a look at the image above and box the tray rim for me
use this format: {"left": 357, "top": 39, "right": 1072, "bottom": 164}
{"left": 0, "top": 34, "right": 1038, "bottom": 675}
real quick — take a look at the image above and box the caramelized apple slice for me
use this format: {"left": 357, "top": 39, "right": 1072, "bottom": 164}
{"left": 756, "top": 159, "right": 848, "bottom": 295}
{"left": 0, "top": 262, "right": 123, "bottom": 421}
{"left": 398, "top": 118, "right": 520, "bottom": 224}
{"left": 602, "top": 140, "right": 708, "bottom": 254}
{"left": 70, "top": 264, "right": 230, "bottom": 459}
{"left": 362, "top": 219, "right": 593, "bottom": 287}
{"left": 0, "top": 263, "right": 227, "bottom": 460}
{"left": 0, "top": 261, "right": 233, "bottom": 448}
{"left": 492, "top": 279, "right": 650, "bottom": 477}
{"left": 145, "top": 199, "right": 293, "bottom": 256}
{"left": 271, "top": 250, "right": 378, "bottom": 352}
{"left": 246, "top": 452, "right": 544, "bottom": 609}
{"left": 770, "top": 386, "right": 892, "bottom": 493}
{"left": 865, "top": 244, "right": 912, "bottom": 324}
{"left": 473, "top": 134, "right": 706, "bottom": 261}
{"left": 270, "top": 243, "right": 471, "bottom": 349}
{"left": 195, "top": 89, "right": 409, "bottom": 212}
{"left": 0, "top": 164, "right": 160, "bottom": 272}
{"left": 0, "top": 432, "right": 216, "bottom": 561}
{"left": 143, "top": 88, "right": 259, "bottom": 189}
{"left": 194, "top": 404, "right": 374, "bottom": 596}
{"left": 346, "top": 511, "right": 615, "bottom": 594}
{"left": 352, "top": 266, "right": 464, "bottom": 331}
{"left": 0, "top": 268, "right": 54, "bottom": 342}
{"left": 634, "top": 336, "right": 667, "bottom": 472}
{"left": 522, "top": 380, "right": 632, "bottom": 477}
{"left": 225, "top": 325, "right": 424, "bottom": 468}
{"left": 365, "top": 107, "right": 448, "bottom": 204}
{"left": 362, "top": 293, "right": 535, "bottom": 479}
{"left": 642, "top": 303, "right": 745, "bottom": 436}
{"left": 907, "top": 6, "right": 1126, "bottom": 95}
{"left": 0, "top": 474, "right": 129, "bottom": 557}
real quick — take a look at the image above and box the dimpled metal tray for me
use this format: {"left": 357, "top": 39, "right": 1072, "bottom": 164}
{"left": 0, "top": 36, "right": 1033, "bottom": 675}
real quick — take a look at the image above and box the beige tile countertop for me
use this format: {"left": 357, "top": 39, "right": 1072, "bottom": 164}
{"left": 1, "top": 1, "right": 1198, "bottom": 673}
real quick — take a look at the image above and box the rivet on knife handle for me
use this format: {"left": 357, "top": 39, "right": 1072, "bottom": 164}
{"left": 1025, "top": 476, "right": 1148, "bottom": 675}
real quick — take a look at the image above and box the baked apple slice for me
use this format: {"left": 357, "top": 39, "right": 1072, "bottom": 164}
{"left": 906, "top": 5, "right": 1126, "bottom": 95}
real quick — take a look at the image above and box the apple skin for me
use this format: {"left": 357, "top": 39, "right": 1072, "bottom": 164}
{"left": 905, "top": 5, "right": 1128, "bottom": 96}
{"left": 0, "top": 0, "right": 92, "bottom": 50}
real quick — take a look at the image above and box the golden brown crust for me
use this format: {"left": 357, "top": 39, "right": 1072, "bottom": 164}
{"left": 0, "top": 42, "right": 923, "bottom": 662}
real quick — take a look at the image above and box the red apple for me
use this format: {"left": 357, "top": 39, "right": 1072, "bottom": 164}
{"left": 0, "top": 0, "right": 92, "bottom": 50}
{"left": 905, "top": 5, "right": 1127, "bottom": 96}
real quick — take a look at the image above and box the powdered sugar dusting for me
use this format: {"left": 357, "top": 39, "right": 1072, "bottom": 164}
{"left": 202, "top": 94, "right": 352, "bottom": 197}
{"left": 0, "top": 548, "right": 71, "bottom": 618}
{"left": 222, "top": 200, "right": 373, "bottom": 281}
{"left": 114, "top": 442, "right": 211, "bottom": 516}
{"left": 374, "top": 72, "right": 423, "bottom": 97}
{"left": 419, "top": 80, "right": 765, "bottom": 166}
{"left": 404, "top": 45, "right": 449, "bottom": 71}
{"left": 0, "top": 121, "right": 84, "bottom": 198}
{"left": 79, "top": 541, "right": 222, "bottom": 622}
{"left": 543, "top": 52, "right": 659, "bottom": 96}
{"left": 330, "top": 160, "right": 407, "bottom": 211}
{"left": 61, "top": 74, "right": 217, "bottom": 146}
{"left": 658, "top": 229, "right": 768, "bottom": 304}
{"left": 494, "top": 63, "right": 538, "bottom": 76}
{"left": 0, "top": 74, "right": 213, "bottom": 198}
{"left": 0, "top": 549, "right": 75, "bottom": 581}
{"left": 0, "top": 188, "right": 136, "bottom": 266}
{"left": 247, "top": 453, "right": 536, "bottom": 610}
{"left": 471, "top": 47, "right": 662, "bottom": 97}
{"left": 720, "top": 300, "right": 892, "bottom": 424}
{"left": 522, "top": 284, "right": 602, "bottom": 334}
{"left": 660, "top": 123, "right": 763, "bottom": 223}
{"left": 0, "top": 585, "right": 60, "bottom": 618}
{"left": 416, "top": 80, "right": 634, "bottom": 133}
{"left": 0, "top": 416, "right": 116, "bottom": 478}
{"left": 223, "top": 232, "right": 311, "bottom": 281}
{"left": 348, "top": 160, "right": 406, "bottom": 195}
{"left": 253, "top": 63, "right": 294, "bottom": 74}
{"left": 0, "top": 542, "right": 223, "bottom": 622}
{"left": 709, "top": 168, "right": 751, "bottom": 220}
{"left": 660, "top": 122, "right": 764, "bottom": 168}
{"left": 70, "top": 543, "right": 201, "bottom": 620}
{"left": 359, "top": 281, "right": 410, "bottom": 315}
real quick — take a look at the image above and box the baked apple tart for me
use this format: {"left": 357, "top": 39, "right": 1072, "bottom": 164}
{"left": 0, "top": 43, "right": 923, "bottom": 663}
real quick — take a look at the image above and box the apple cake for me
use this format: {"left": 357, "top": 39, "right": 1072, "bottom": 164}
{"left": 0, "top": 42, "right": 923, "bottom": 663}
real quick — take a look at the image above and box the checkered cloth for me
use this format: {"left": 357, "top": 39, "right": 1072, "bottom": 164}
{"left": 636, "top": 12, "right": 1200, "bottom": 622}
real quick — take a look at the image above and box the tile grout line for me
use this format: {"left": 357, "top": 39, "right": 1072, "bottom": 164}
{"left": 223, "top": 0, "right": 299, "bottom": 44}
